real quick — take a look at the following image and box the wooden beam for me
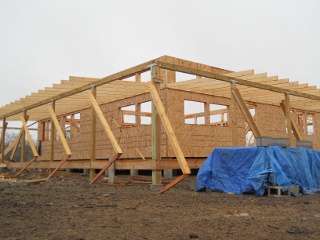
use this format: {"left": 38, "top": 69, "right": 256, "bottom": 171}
{"left": 151, "top": 65, "right": 162, "bottom": 185}
{"left": 155, "top": 60, "right": 320, "bottom": 101}
{"left": 1, "top": 119, "right": 7, "bottom": 162}
{"left": 48, "top": 105, "right": 72, "bottom": 156}
{"left": 89, "top": 153, "right": 122, "bottom": 184}
{"left": 50, "top": 100, "right": 55, "bottom": 167}
{"left": 285, "top": 93, "right": 294, "bottom": 146}
{"left": 230, "top": 82, "right": 238, "bottom": 146}
{"left": 15, "top": 156, "right": 38, "bottom": 177}
{"left": 21, "top": 111, "right": 27, "bottom": 162}
{"left": 90, "top": 86, "right": 97, "bottom": 180}
{"left": 232, "top": 88, "right": 261, "bottom": 138}
{"left": 280, "top": 101, "right": 303, "bottom": 141}
{"left": 149, "top": 82, "right": 191, "bottom": 174}
{"left": 47, "top": 155, "right": 70, "bottom": 179}
{"left": 21, "top": 115, "right": 39, "bottom": 157}
{"left": 157, "top": 174, "right": 187, "bottom": 194}
{"left": 88, "top": 91, "right": 123, "bottom": 154}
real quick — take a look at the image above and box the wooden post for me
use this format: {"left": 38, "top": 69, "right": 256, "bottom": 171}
{"left": 204, "top": 102, "right": 210, "bottom": 125}
{"left": 151, "top": 65, "right": 162, "bottom": 185}
{"left": 1, "top": 118, "right": 7, "bottom": 163}
{"left": 21, "top": 111, "right": 27, "bottom": 162}
{"left": 90, "top": 86, "right": 97, "bottom": 180}
{"left": 50, "top": 100, "right": 55, "bottom": 172}
{"left": 285, "top": 93, "right": 294, "bottom": 146}
{"left": 230, "top": 81, "right": 238, "bottom": 146}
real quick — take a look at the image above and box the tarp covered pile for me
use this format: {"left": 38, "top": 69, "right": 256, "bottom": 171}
{"left": 196, "top": 146, "right": 320, "bottom": 196}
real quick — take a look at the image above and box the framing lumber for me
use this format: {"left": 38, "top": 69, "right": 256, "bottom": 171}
{"left": 148, "top": 82, "right": 191, "bottom": 174}
{"left": 21, "top": 111, "right": 27, "bottom": 162}
{"left": 50, "top": 100, "right": 55, "bottom": 168}
{"left": 88, "top": 91, "right": 123, "bottom": 154}
{"left": 1, "top": 119, "right": 7, "bottom": 162}
{"left": 232, "top": 88, "right": 261, "bottom": 137}
{"left": 47, "top": 155, "right": 70, "bottom": 179}
{"left": 90, "top": 86, "right": 97, "bottom": 180}
{"left": 0, "top": 60, "right": 154, "bottom": 120}
{"left": 157, "top": 174, "right": 188, "bottom": 194}
{"left": 89, "top": 153, "right": 122, "bottom": 184}
{"left": 48, "top": 105, "right": 72, "bottom": 156}
{"left": 285, "top": 93, "right": 294, "bottom": 146}
{"left": 21, "top": 115, "right": 39, "bottom": 157}
{"left": 280, "top": 101, "right": 303, "bottom": 141}
{"left": 151, "top": 66, "right": 162, "bottom": 185}
{"left": 154, "top": 60, "right": 320, "bottom": 101}
{"left": 15, "top": 156, "right": 38, "bottom": 177}
{"left": 230, "top": 82, "right": 238, "bottom": 146}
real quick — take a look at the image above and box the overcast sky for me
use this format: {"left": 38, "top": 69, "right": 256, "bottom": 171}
{"left": 1, "top": 0, "right": 319, "bottom": 109}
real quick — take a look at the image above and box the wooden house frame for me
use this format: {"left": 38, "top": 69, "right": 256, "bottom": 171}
{"left": 1, "top": 56, "right": 320, "bottom": 191}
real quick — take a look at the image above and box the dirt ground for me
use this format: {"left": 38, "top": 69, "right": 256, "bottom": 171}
{"left": 0, "top": 170, "right": 319, "bottom": 240}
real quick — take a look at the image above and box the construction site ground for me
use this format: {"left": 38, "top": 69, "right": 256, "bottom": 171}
{"left": 0, "top": 170, "right": 319, "bottom": 240}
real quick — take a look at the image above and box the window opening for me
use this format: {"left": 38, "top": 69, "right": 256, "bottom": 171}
{"left": 141, "top": 101, "right": 151, "bottom": 125}
{"left": 209, "top": 104, "right": 228, "bottom": 127}
{"left": 184, "top": 100, "right": 205, "bottom": 125}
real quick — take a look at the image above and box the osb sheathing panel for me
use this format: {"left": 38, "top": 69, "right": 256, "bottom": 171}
{"left": 38, "top": 87, "right": 320, "bottom": 161}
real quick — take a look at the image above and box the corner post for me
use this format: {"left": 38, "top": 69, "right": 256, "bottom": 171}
{"left": 230, "top": 81, "right": 238, "bottom": 146}
{"left": 90, "top": 85, "right": 97, "bottom": 180}
{"left": 151, "top": 64, "right": 162, "bottom": 185}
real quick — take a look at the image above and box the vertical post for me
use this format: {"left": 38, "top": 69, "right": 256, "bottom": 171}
{"left": 21, "top": 110, "right": 27, "bottom": 162}
{"left": 204, "top": 102, "right": 210, "bottom": 125}
{"left": 285, "top": 93, "right": 294, "bottom": 147}
{"left": 50, "top": 100, "right": 55, "bottom": 171}
{"left": 90, "top": 85, "right": 97, "bottom": 180}
{"left": 230, "top": 81, "right": 238, "bottom": 146}
{"left": 1, "top": 118, "right": 7, "bottom": 163}
{"left": 151, "top": 65, "right": 162, "bottom": 185}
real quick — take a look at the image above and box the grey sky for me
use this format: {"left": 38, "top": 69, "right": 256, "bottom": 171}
{"left": 1, "top": 0, "right": 319, "bottom": 109}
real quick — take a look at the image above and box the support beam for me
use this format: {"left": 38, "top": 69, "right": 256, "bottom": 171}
{"left": 21, "top": 111, "right": 27, "bottom": 162}
{"left": 232, "top": 88, "right": 261, "bottom": 138}
{"left": 21, "top": 116, "right": 39, "bottom": 157}
{"left": 285, "top": 93, "right": 294, "bottom": 147}
{"left": 88, "top": 91, "right": 123, "bottom": 154}
{"left": 1, "top": 119, "right": 7, "bottom": 162}
{"left": 151, "top": 65, "right": 162, "bottom": 185}
{"left": 10, "top": 116, "right": 29, "bottom": 161}
{"left": 230, "top": 81, "right": 238, "bottom": 146}
{"left": 148, "top": 82, "right": 191, "bottom": 174}
{"left": 90, "top": 86, "right": 97, "bottom": 180}
{"left": 280, "top": 101, "right": 303, "bottom": 141}
{"left": 48, "top": 106, "right": 72, "bottom": 155}
{"left": 154, "top": 60, "right": 320, "bottom": 101}
{"left": 50, "top": 100, "right": 55, "bottom": 168}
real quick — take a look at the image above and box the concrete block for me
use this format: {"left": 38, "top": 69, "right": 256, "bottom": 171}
{"left": 268, "top": 186, "right": 292, "bottom": 197}
{"left": 296, "top": 140, "right": 313, "bottom": 149}
{"left": 271, "top": 138, "right": 289, "bottom": 147}
{"left": 256, "top": 136, "right": 272, "bottom": 147}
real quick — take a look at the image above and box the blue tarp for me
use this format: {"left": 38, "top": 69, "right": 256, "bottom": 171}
{"left": 196, "top": 146, "right": 320, "bottom": 196}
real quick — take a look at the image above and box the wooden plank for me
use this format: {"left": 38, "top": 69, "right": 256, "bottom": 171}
{"left": 21, "top": 116, "right": 39, "bottom": 157}
{"left": 149, "top": 82, "right": 191, "bottom": 174}
{"left": 90, "top": 86, "right": 97, "bottom": 180}
{"left": 157, "top": 174, "right": 187, "bottom": 194}
{"left": 48, "top": 105, "right": 72, "bottom": 155}
{"left": 1, "top": 120, "right": 7, "bottom": 162}
{"left": 50, "top": 100, "right": 55, "bottom": 166}
{"left": 88, "top": 91, "right": 123, "bottom": 154}
{"left": 21, "top": 111, "right": 27, "bottom": 162}
{"left": 47, "top": 155, "right": 70, "bottom": 179}
{"left": 89, "top": 153, "right": 122, "bottom": 184}
{"left": 15, "top": 157, "right": 38, "bottom": 177}
{"left": 280, "top": 101, "right": 303, "bottom": 140}
{"left": 230, "top": 82, "right": 238, "bottom": 146}
{"left": 285, "top": 93, "right": 294, "bottom": 146}
{"left": 232, "top": 88, "right": 261, "bottom": 137}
